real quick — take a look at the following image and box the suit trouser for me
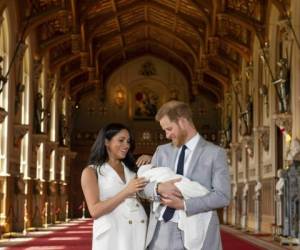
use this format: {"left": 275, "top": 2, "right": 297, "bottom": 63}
{"left": 148, "top": 221, "right": 186, "bottom": 250}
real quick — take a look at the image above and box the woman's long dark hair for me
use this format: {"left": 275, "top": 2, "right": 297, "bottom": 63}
{"left": 88, "top": 123, "right": 137, "bottom": 172}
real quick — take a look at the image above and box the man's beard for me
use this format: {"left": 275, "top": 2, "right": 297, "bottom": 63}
{"left": 172, "top": 127, "right": 187, "bottom": 147}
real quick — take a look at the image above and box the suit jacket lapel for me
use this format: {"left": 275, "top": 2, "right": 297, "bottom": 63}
{"left": 186, "top": 136, "right": 207, "bottom": 177}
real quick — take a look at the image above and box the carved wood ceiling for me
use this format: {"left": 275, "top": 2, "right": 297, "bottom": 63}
{"left": 20, "top": 0, "right": 290, "bottom": 101}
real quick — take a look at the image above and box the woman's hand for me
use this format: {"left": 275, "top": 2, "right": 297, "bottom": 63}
{"left": 124, "top": 177, "right": 148, "bottom": 196}
{"left": 136, "top": 154, "right": 152, "bottom": 167}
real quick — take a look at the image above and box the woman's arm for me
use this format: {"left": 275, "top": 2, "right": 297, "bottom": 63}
{"left": 81, "top": 166, "right": 147, "bottom": 219}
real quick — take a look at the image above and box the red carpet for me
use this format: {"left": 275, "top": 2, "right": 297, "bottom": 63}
{"left": 4, "top": 219, "right": 92, "bottom": 250}
{"left": 221, "top": 230, "right": 268, "bottom": 250}
{"left": 2, "top": 219, "right": 268, "bottom": 250}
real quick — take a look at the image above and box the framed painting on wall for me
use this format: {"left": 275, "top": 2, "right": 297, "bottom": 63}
{"left": 133, "top": 87, "right": 159, "bottom": 120}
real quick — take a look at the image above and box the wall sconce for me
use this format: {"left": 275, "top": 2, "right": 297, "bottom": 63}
{"left": 114, "top": 87, "right": 125, "bottom": 108}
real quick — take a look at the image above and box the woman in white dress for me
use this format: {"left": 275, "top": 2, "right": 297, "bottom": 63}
{"left": 81, "top": 123, "right": 148, "bottom": 250}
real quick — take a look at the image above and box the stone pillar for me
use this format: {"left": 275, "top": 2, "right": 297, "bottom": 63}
{"left": 241, "top": 181, "right": 249, "bottom": 230}
{"left": 231, "top": 184, "right": 237, "bottom": 225}
{"left": 275, "top": 169, "right": 284, "bottom": 235}
{"left": 254, "top": 180, "right": 262, "bottom": 232}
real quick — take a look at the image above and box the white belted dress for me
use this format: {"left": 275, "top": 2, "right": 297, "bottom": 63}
{"left": 91, "top": 163, "right": 147, "bottom": 250}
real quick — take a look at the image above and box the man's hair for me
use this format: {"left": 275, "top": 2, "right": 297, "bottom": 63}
{"left": 155, "top": 100, "right": 193, "bottom": 122}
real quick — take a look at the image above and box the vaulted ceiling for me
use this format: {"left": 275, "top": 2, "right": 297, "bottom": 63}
{"left": 20, "top": 0, "right": 289, "bottom": 102}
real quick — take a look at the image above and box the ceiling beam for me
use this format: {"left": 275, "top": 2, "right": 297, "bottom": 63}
{"left": 204, "top": 69, "right": 229, "bottom": 89}
{"left": 221, "top": 37, "right": 251, "bottom": 61}
{"left": 39, "top": 34, "right": 71, "bottom": 53}
{"left": 93, "top": 21, "right": 199, "bottom": 64}
{"left": 99, "top": 40, "right": 193, "bottom": 78}
{"left": 24, "top": 8, "right": 67, "bottom": 37}
{"left": 218, "top": 12, "right": 263, "bottom": 38}
{"left": 111, "top": 0, "right": 126, "bottom": 60}
{"left": 51, "top": 54, "right": 80, "bottom": 72}
{"left": 62, "top": 69, "right": 87, "bottom": 86}
{"left": 86, "top": 1, "right": 205, "bottom": 43}
{"left": 207, "top": 55, "right": 240, "bottom": 74}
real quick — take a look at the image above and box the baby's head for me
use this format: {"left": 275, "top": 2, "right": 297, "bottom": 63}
{"left": 137, "top": 164, "right": 155, "bottom": 177}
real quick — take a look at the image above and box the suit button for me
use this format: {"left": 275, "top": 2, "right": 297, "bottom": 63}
{"left": 141, "top": 220, "right": 145, "bottom": 223}
{"left": 136, "top": 203, "right": 139, "bottom": 207}
{"left": 129, "top": 220, "right": 132, "bottom": 224}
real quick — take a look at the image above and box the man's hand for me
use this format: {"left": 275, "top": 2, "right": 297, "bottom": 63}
{"left": 136, "top": 154, "right": 152, "bottom": 167}
{"left": 160, "top": 195, "right": 184, "bottom": 210}
{"left": 157, "top": 178, "right": 182, "bottom": 198}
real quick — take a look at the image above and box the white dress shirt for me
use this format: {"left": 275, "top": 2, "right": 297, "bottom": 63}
{"left": 158, "top": 133, "right": 200, "bottom": 222}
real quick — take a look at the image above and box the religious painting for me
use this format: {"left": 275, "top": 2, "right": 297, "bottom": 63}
{"left": 133, "top": 87, "right": 159, "bottom": 120}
